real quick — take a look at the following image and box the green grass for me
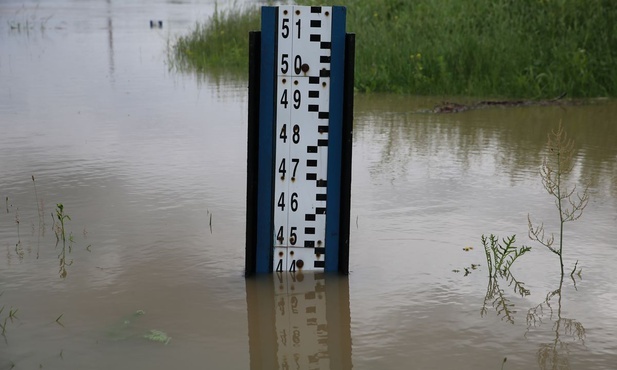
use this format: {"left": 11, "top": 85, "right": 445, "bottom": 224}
{"left": 172, "top": 3, "right": 260, "bottom": 75}
{"left": 172, "top": 0, "right": 617, "bottom": 98}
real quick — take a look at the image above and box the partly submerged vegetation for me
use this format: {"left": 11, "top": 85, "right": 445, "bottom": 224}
{"left": 172, "top": 0, "right": 617, "bottom": 98}
{"left": 172, "top": 4, "right": 260, "bottom": 75}
{"left": 477, "top": 123, "right": 588, "bottom": 367}
{"left": 528, "top": 122, "right": 589, "bottom": 277}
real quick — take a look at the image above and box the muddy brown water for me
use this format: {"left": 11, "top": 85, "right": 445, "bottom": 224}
{"left": 1, "top": 1, "right": 616, "bottom": 369}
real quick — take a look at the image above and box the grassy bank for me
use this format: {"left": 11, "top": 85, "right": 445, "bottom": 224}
{"left": 173, "top": 4, "right": 260, "bottom": 75}
{"left": 172, "top": 0, "right": 617, "bottom": 98}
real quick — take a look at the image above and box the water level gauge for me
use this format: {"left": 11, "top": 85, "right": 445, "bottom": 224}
{"left": 246, "top": 5, "right": 354, "bottom": 275}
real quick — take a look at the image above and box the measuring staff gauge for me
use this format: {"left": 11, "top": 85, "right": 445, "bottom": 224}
{"left": 273, "top": 5, "right": 333, "bottom": 272}
{"left": 246, "top": 5, "right": 354, "bottom": 275}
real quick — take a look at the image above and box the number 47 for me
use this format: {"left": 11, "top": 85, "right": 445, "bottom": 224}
{"left": 278, "top": 157, "right": 300, "bottom": 179}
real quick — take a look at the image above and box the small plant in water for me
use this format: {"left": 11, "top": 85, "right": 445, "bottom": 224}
{"left": 55, "top": 313, "right": 64, "bottom": 327}
{"left": 480, "top": 234, "right": 531, "bottom": 323}
{"left": 55, "top": 203, "right": 73, "bottom": 278}
{"left": 0, "top": 297, "right": 19, "bottom": 336}
{"left": 528, "top": 122, "right": 589, "bottom": 276}
{"left": 55, "top": 203, "right": 70, "bottom": 243}
{"left": 482, "top": 234, "right": 531, "bottom": 278}
{"left": 144, "top": 329, "right": 171, "bottom": 345}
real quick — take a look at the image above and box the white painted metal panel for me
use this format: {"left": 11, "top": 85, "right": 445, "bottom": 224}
{"left": 273, "top": 5, "right": 332, "bottom": 272}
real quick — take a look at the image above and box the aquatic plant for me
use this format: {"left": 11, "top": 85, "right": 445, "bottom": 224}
{"left": 54, "top": 203, "right": 70, "bottom": 243}
{"left": 172, "top": 3, "right": 259, "bottom": 73}
{"left": 32, "top": 175, "right": 43, "bottom": 222}
{"left": 14, "top": 208, "right": 20, "bottom": 243}
{"left": 209, "top": 210, "right": 213, "bottom": 234}
{"left": 14, "top": 208, "right": 23, "bottom": 259}
{"left": 105, "top": 310, "right": 147, "bottom": 341}
{"left": 0, "top": 297, "right": 19, "bottom": 336}
{"left": 482, "top": 234, "right": 531, "bottom": 278}
{"left": 55, "top": 203, "right": 73, "bottom": 278}
{"left": 480, "top": 234, "right": 530, "bottom": 323}
{"left": 528, "top": 122, "right": 589, "bottom": 277}
{"left": 55, "top": 313, "right": 64, "bottom": 327}
{"left": 144, "top": 329, "right": 171, "bottom": 345}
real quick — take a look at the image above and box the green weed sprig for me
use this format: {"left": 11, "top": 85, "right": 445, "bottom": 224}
{"left": 482, "top": 234, "right": 531, "bottom": 278}
{"left": 480, "top": 234, "right": 531, "bottom": 323}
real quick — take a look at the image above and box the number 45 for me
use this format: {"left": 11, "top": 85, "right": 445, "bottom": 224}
{"left": 276, "top": 226, "right": 298, "bottom": 246}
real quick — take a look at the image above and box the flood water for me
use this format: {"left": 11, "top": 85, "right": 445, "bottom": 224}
{"left": 1, "top": 1, "right": 617, "bottom": 369}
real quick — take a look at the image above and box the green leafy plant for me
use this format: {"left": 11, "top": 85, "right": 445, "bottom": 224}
{"left": 144, "top": 329, "right": 171, "bottom": 345}
{"left": 480, "top": 234, "right": 531, "bottom": 323}
{"left": 528, "top": 122, "right": 589, "bottom": 276}
{"left": 482, "top": 234, "right": 531, "bottom": 278}
{"left": 55, "top": 203, "right": 70, "bottom": 243}
{"left": 172, "top": 0, "right": 617, "bottom": 97}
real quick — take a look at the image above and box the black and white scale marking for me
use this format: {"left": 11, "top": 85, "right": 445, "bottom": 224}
{"left": 273, "top": 5, "right": 332, "bottom": 272}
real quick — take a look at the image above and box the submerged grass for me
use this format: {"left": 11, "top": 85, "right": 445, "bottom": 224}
{"left": 172, "top": 0, "right": 617, "bottom": 98}
{"left": 172, "top": 3, "right": 260, "bottom": 74}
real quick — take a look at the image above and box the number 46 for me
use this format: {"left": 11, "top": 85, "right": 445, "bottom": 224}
{"left": 277, "top": 192, "right": 299, "bottom": 212}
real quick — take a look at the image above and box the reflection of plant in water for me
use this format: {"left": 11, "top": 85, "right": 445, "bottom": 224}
{"left": 481, "top": 271, "right": 531, "bottom": 324}
{"left": 482, "top": 276, "right": 516, "bottom": 324}
{"left": 480, "top": 234, "right": 531, "bottom": 323}
{"left": 526, "top": 277, "right": 586, "bottom": 370}
{"left": 528, "top": 122, "right": 589, "bottom": 276}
